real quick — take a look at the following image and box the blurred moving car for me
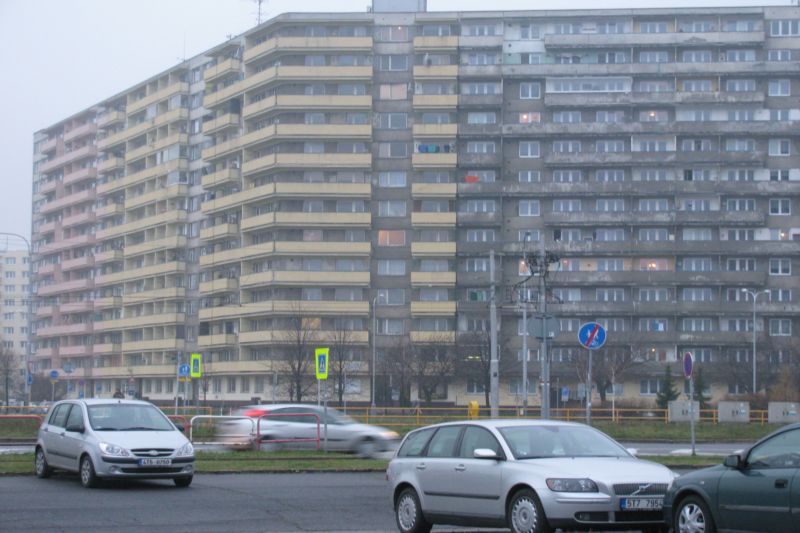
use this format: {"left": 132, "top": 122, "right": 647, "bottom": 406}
{"left": 35, "top": 399, "right": 195, "bottom": 488}
{"left": 387, "top": 419, "right": 676, "bottom": 533}
{"left": 664, "top": 422, "right": 800, "bottom": 533}
{"left": 216, "top": 403, "right": 399, "bottom": 457}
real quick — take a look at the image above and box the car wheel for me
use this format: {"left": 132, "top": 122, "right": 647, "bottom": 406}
{"left": 79, "top": 455, "right": 99, "bottom": 488}
{"left": 356, "top": 438, "right": 377, "bottom": 458}
{"left": 173, "top": 476, "right": 193, "bottom": 488}
{"left": 508, "top": 488, "right": 552, "bottom": 533}
{"left": 395, "top": 487, "right": 432, "bottom": 533}
{"left": 34, "top": 447, "right": 52, "bottom": 478}
{"left": 675, "top": 495, "right": 716, "bottom": 533}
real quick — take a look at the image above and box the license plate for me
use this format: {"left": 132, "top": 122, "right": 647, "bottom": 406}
{"left": 138, "top": 458, "right": 172, "bottom": 466}
{"left": 620, "top": 498, "right": 662, "bottom": 511}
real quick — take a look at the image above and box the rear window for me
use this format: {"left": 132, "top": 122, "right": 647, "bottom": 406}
{"left": 397, "top": 427, "right": 435, "bottom": 457}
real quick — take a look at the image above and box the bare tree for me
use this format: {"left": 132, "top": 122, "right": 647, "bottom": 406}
{"left": 412, "top": 334, "right": 456, "bottom": 406}
{"left": 0, "top": 347, "right": 19, "bottom": 405}
{"left": 328, "top": 319, "right": 359, "bottom": 405}
{"left": 571, "top": 342, "right": 646, "bottom": 405}
{"left": 380, "top": 337, "right": 414, "bottom": 407}
{"left": 279, "top": 305, "right": 320, "bottom": 402}
{"left": 455, "top": 329, "right": 512, "bottom": 408}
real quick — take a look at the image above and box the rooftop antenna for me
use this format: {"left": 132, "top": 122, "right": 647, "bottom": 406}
{"left": 254, "top": 0, "right": 266, "bottom": 25}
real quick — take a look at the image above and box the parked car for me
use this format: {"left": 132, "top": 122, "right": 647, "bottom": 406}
{"left": 664, "top": 422, "right": 800, "bottom": 533}
{"left": 216, "top": 403, "right": 399, "bottom": 457}
{"left": 387, "top": 419, "right": 676, "bottom": 533}
{"left": 35, "top": 399, "right": 195, "bottom": 488}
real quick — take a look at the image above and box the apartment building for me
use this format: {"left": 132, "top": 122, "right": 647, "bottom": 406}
{"left": 0, "top": 249, "right": 31, "bottom": 390}
{"left": 32, "top": 3, "right": 800, "bottom": 407}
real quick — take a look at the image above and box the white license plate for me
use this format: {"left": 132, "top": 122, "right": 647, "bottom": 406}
{"left": 620, "top": 498, "right": 662, "bottom": 511}
{"left": 138, "top": 458, "right": 172, "bottom": 466}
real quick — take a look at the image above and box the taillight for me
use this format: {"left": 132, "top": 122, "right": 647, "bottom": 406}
{"left": 243, "top": 409, "right": 267, "bottom": 418}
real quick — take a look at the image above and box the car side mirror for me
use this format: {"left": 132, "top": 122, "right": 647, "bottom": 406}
{"left": 626, "top": 448, "right": 639, "bottom": 457}
{"left": 66, "top": 424, "right": 85, "bottom": 433}
{"left": 724, "top": 454, "right": 743, "bottom": 469}
{"left": 473, "top": 448, "right": 501, "bottom": 460}
{"left": 174, "top": 423, "right": 185, "bottom": 433}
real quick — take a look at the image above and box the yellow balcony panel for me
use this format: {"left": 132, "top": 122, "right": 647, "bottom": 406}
{"left": 95, "top": 261, "right": 186, "bottom": 285}
{"left": 240, "top": 211, "right": 275, "bottom": 231}
{"left": 35, "top": 347, "right": 57, "bottom": 358}
{"left": 411, "top": 212, "right": 456, "bottom": 226}
{"left": 412, "top": 94, "right": 458, "bottom": 109}
{"left": 95, "top": 203, "right": 124, "bottom": 218}
{"left": 124, "top": 235, "right": 187, "bottom": 257}
{"left": 122, "top": 339, "right": 185, "bottom": 353}
{"left": 413, "top": 35, "right": 459, "bottom": 50}
{"left": 274, "top": 241, "right": 370, "bottom": 256}
{"left": 244, "top": 36, "right": 373, "bottom": 63}
{"left": 97, "top": 157, "right": 125, "bottom": 174}
{"left": 153, "top": 108, "right": 189, "bottom": 129}
{"left": 98, "top": 111, "right": 125, "bottom": 128}
{"left": 96, "top": 210, "right": 187, "bottom": 240}
{"left": 273, "top": 300, "right": 369, "bottom": 316}
{"left": 411, "top": 183, "right": 457, "bottom": 197}
{"left": 92, "top": 250, "right": 122, "bottom": 264}
{"left": 202, "top": 167, "right": 241, "bottom": 189}
{"left": 239, "top": 330, "right": 274, "bottom": 344}
{"left": 97, "top": 131, "right": 128, "bottom": 151}
{"left": 413, "top": 65, "right": 459, "bottom": 78}
{"left": 412, "top": 153, "right": 457, "bottom": 168}
{"left": 243, "top": 94, "right": 372, "bottom": 118}
{"left": 275, "top": 182, "right": 371, "bottom": 198}
{"left": 92, "top": 343, "right": 121, "bottom": 356}
{"left": 200, "top": 278, "right": 239, "bottom": 294}
{"left": 200, "top": 223, "right": 239, "bottom": 241}
{"left": 411, "top": 271, "right": 456, "bottom": 287}
{"left": 126, "top": 133, "right": 188, "bottom": 163}
{"left": 411, "top": 242, "right": 456, "bottom": 256}
{"left": 211, "top": 360, "right": 277, "bottom": 373}
{"left": 202, "top": 113, "right": 240, "bottom": 135}
{"left": 98, "top": 117, "right": 152, "bottom": 150}
{"left": 93, "top": 296, "right": 121, "bottom": 308}
{"left": 410, "top": 331, "right": 456, "bottom": 344}
{"left": 200, "top": 304, "right": 253, "bottom": 321}
{"left": 203, "top": 82, "right": 243, "bottom": 109}
{"left": 99, "top": 159, "right": 187, "bottom": 194}
{"left": 410, "top": 301, "right": 457, "bottom": 316}
{"left": 204, "top": 58, "right": 242, "bottom": 82}
{"left": 241, "top": 270, "right": 370, "bottom": 287}
{"left": 125, "top": 184, "right": 188, "bottom": 210}
{"left": 62, "top": 211, "right": 96, "bottom": 229}
{"left": 133, "top": 287, "right": 186, "bottom": 301}
{"left": 199, "top": 243, "right": 275, "bottom": 267}
{"left": 95, "top": 313, "right": 185, "bottom": 332}
{"left": 242, "top": 153, "right": 371, "bottom": 176}
{"left": 277, "top": 212, "right": 371, "bottom": 227}
{"left": 412, "top": 123, "right": 458, "bottom": 138}
{"left": 36, "top": 305, "right": 56, "bottom": 318}
{"left": 90, "top": 365, "right": 124, "bottom": 378}
{"left": 127, "top": 364, "right": 178, "bottom": 376}
{"left": 240, "top": 124, "right": 372, "bottom": 150}
{"left": 239, "top": 330, "right": 369, "bottom": 346}
{"left": 203, "top": 183, "right": 274, "bottom": 214}
{"left": 198, "top": 333, "right": 238, "bottom": 348}
{"left": 127, "top": 82, "right": 189, "bottom": 114}
{"left": 202, "top": 136, "right": 243, "bottom": 161}
{"left": 61, "top": 256, "right": 94, "bottom": 272}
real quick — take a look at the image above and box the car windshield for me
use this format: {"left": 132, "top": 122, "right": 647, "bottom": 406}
{"left": 499, "top": 425, "right": 629, "bottom": 459}
{"left": 87, "top": 404, "right": 175, "bottom": 431}
{"left": 321, "top": 408, "right": 356, "bottom": 425}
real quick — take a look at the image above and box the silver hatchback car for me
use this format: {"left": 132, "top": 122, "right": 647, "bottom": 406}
{"left": 35, "top": 399, "right": 195, "bottom": 488}
{"left": 387, "top": 420, "right": 676, "bottom": 533}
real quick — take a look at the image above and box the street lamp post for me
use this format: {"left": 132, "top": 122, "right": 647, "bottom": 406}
{"left": 520, "top": 232, "right": 532, "bottom": 416}
{"left": 741, "top": 288, "right": 770, "bottom": 395}
{"left": 371, "top": 296, "right": 377, "bottom": 409}
{"left": 0, "top": 233, "right": 33, "bottom": 405}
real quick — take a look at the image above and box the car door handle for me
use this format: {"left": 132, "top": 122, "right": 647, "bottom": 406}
{"left": 775, "top": 479, "right": 788, "bottom": 489}
{"left": 454, "top": 464, "right": 466, "bottom": 472}
{"left": 416, "top": 463, "right": 427, "bottom": 471}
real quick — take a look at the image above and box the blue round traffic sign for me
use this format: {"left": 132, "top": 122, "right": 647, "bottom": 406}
{"left": 179, "top": 364, "right": 190, "bottom": 377}
{"left": 49, "top": 370, "right": 59, "bottom": 380}
{"left": 683, "top": 352, "right": 694, "bottom": 379}
{"left": 578, "top": 322, "right": 607, "bottom": 350}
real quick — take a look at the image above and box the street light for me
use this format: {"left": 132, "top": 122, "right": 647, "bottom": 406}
{"left": 0, "top": 233, "right": 33, "bottom": 406}
{"left": 371, "top": 296, "right": 377, "bottom": 409}
{"left": 740, "top": 288, "right": 770, "bottom": 394}
{"left": 520, "top": 232, "right": 532, "bottom": 415}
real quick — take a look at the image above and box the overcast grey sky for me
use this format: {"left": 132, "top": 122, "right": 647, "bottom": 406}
{"left": 0, "top": 0, "right": 782, "bottom": 247}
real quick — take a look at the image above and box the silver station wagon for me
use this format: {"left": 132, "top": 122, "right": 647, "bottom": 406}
{"left": 35, "top": 399, "right": 195, "bottom": 488}
{"left": 387, "top": 419, "right": 676, "bottom": 533}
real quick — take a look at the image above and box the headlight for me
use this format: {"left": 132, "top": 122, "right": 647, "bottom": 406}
{"left": 546, "top": 478, "right": 598, "bottom": 492}
{"left": 380, "top": 431, "right": 399, "bottom": 440}
{"left": 99, "top": 442, "right": 131, "bottom": 457}
{"left": 176, "top": 442, "right": 194, "bottom": 457}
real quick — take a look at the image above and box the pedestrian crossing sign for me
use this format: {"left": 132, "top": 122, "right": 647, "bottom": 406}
{"left": 315, "top": 348, "right": 329, "bottom": 380}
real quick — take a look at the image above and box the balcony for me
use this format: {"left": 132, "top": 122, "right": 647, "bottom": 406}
{"left": 125, "top": 184, "right": 188, "bottom": 210}
{"left": 37, "top": 219, "right": 60, "bottom": 234}
{"left": 39, "top": 188, "right": 96, "bottom": 214}
{"left": 95, "top": 261, "right": 186, "bottom": 285}
{"left": 412, "top": 95, "right": 458, "bottom": 109}
{"left": 413, "top": 35, "right": 459, "bottom": 50}
{"left": 91, "top": 343, "right": 121, "bottom": 355}
{"left": 244, "top": 36, "right": 373, "bottom": 63}
{"left": 203, "top": 58, "right": 242, "bottom": 82}
{"left": 38, "top": 179, "right": 60, "bottom": 195}
{"left": 125, "top": 133, "right": 188, "bottom": 163}
{"left": 199, "top": 278, "right": 239, "bottom": 294}
{"left": 63, "top": 166, "right": 97, "bottom": 186}
{"left": 411, "top": 272, "right": 457, "bottom": 287}
{"left": 124, "top": 235, "right": 187, "bottom": 257}
{"left": 411, "top": 183, "right": 457, "bottom": 197}
{"left": 95, "top": 312, "right": 186, "bottom": 332}
{"left": 411, "top": 212, "right": 457, "bottom": 226}
{"left": 412, "top": 153, "right": 457, "bottom": 168}
{"left": 241, "top": 211, "right": 371, "bottom": 230}
{"left": 544, "top": 30, "right": 765, "bottom": 49}
{"left": 201, "top": 223, "right": 239, "bottom": 241}
{"left": 61, "top": 255, "right": 94, "bottom": 272}
{"left": 40, "top": 145, "right": 97, "bottom": 173}
{"left": 60, "top": 301, "right": 93, "bottom": 313}
{"left": 92, "top": 250, "right": 122, "bottom": 264}
{"left": 199, "top": 245, "right": 274, "bottom": 267}
{"left": 413, "top": 65, "right": 459, "bottom": 78}
{"left": 98, "top": 110, "right": 125, "bottom": 128}
{"left": 411, "top": 242, "right": 456, "bottom": 256}
{"left": 242, "top": 94, "right": 371, "bottom": 119}
{"left": 64, "top": 122, "right": 97, "bottom": 142}
{"left": 203, "top": 182, "right": 371, "bottom": 215}
{"left": 35, "top": 347, "right": 58, "bottom": 358}
{"left": 38, "top": 234, "right": 95, "bottom": 255}
{"left": 122, "top": 339, "right": 186, "bottom": 353}
{"left": 36, "top": 305, "right": 55, "bottom": 318}
{"left": 242, "top": 152, "right": 371, "bottom": 176}
{"left": 275, "top": 241, "right": 370, "bottom": 256}
{"left": 410, "top": 301, "right": 457, "bottom": 316}
{"left": 97, "top": 157, "right": 125, "bottom": 173}
{"left": 36, "top": 322, "right": 92, "bottom": 337}
{"left": 410, "top": 331, "right": 455, "bottom": 344}
{"left": 59, "top": 346, "right": 92, "bottom": 358}
{"left": 127, "top": 82, "right": 189, "bottom": 114}
{"left": 202, "top": 167, "right": 241, "bottom": 189}
{"left": 62, "top": 211, "right": 96, "bottom": 228}
{"left": 198, "top": 333, "right": 238, "bottom": 348}
{"left": 199, "top": 300, "right": 369, "bottom": 321}
{"left": 202, "top": 113, "right": 240, "bottom": 135}
{"left": 98, "top": 158, "right": 187, "bottom": 194}
{"left": 412, "top": 123, "right": 458, "bottom": 138}
{"left": 96, "top": 210, "right": 187, "bottom": 240}
{"left": 240, "top": 270, "right": 370, "bottom": 287}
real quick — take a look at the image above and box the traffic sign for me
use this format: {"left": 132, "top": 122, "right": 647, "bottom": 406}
{"left": 190, "top": 353, "right": 203, "bottom": 378}
{"left": 63, "top": 362, "right": 74, "bottom": 374}
{"left": 179, "top": 364, "right": 190, "bottom": 377}
{"left": 683, "top": 351, "right": 694, "bottom": 380}
{"left": 27, "top": 374, "right": 33, "bottom": 386}
{"left": 315, "top": 348, "right": 329, "bottom": 380}
{"left": 529, "top": 314, "right": 560, "bottom": 339}
{"left": 578, "top": 322, "right": 606, "bottom": 350}
{"left": 49, "top": 370, "right": 59, "bottom": 380}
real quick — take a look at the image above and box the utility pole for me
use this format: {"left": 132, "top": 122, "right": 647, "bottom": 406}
{"left": 489, "top": 249, "right": 499, "bottom": 417}
{"left": 539, "top": 238, "right": 551, "bottom": 419}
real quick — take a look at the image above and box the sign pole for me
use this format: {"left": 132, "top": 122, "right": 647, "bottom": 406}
{"left": 684, "top": 351, "right": 696, "bottom": 457}
{"left": 586, "top": 348, "right": 593, "bottom": 425}
{"left": 323, "top": 381, "right": 328, "bottom": 452}
{"left": 315, "top": 348, "right": 329, "bottom": 452}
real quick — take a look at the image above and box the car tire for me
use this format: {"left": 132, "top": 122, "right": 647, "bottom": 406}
{"left": 173, "top": 476, "right": 193, "bottom": 488}
{"left": 34, "top": 447, "right": 52, "bottom": 478}
{"left": 674, "top": 495, "right": 716, "bottom": 533}
{"left": 508, "top": 488, "right": 552, "bottom": 533}
{"left": 79, "top": 455, "right": 99, "bottom": 488}
{"left": 395, "top": 487, "right": 432, "bottom": 533}
{"left": 356, "top": 438, "right": 377, "bottom": 459}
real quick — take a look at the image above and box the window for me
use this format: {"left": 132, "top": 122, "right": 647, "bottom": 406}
{"left": 639, "top": 228, "right": 669, "bottom": 241}
{"left": 519, "top": 82, "right": 541, "bottom": 99}
{"left": 640, "top": 379, "right": 661, "bottom": 395}
{"left": 378, "top": 200, "right": 406, "bottom": 217}
{"left": 377, "top": 55, "right": 408, "bottom": 71}
{"left": 727, "top": 169, "right": 755, "bottom": 181}
{"left": 769, "top": 258, "right": 791, "bottom": 275}
{"left": 596, "top": 199, "right": 624, "bottom": 212}
{"left": 682, "top": 79, "right": 712, "bottom": 92}
{"left": 378, "top": 318, "right": 405, "bottom": 335}
{"left": 768, "top": 79, "right": 791, "bottom": 96}
{"left": 465, "top": 229, "right": 496, "bottom": 242}
{"left": 682, "top": 318, "right": 714, "bottom": 332}
{"left": 518, "top": 111, "right": 541, "bottom": 124}
{"left": 377, "top": 289, "right": 405, "bottom": 305}
{"left": 379, "top": 142, "right": 408, "bottom": 158}
{"left": 378, "top": 171, "right": 407, "bottom": 188}
{"left": 727, "top": 258, "right": 755, "bottom": 272}
{"left": 639, "top": 21, "right": 667, "bottom": 33}
{"left": 725, "top": 79, "right": 756, "bottom": 92}
{"left": 377, "top": 113, "right": 408, "bottom": 129}
{"left": 377, "top": 260, "right": 405, "bottom": 275}
{"left": 518, "top": 200, "right": 540, "bottom": 216}
{"left": 520, "top": 24, "right": 541, "bottom": 39}
{"left": 552, "top": 199, "right": 582, "bottom": 212}
{"left": 379, "top": 83, "right": 407, "bottom": 100}
{"left": 548, "top": 77, "right": 628, "bottom": 93}
{"left": 682, "top": 287, "right": 713, "bottom": 302}
{"left": 519, "top": 141, "right": 540, "bottom": 158}
{"left": 639, "top": 50, "right": 668, "bottom": 63}
{"left": 467, "top": 141, "right": 495, "bottom": 154}
{"left": 462, "top": 82, "right": 500, "bottom": 95}
{"left": 640, "top": 318, "right": 668, "bottom": 332}
{"left": 518, "top": 170, "right": 540, "bottom": 183}
{"left": 464, "top": 199, "right": 496, "bottom": 213}
{"left": 727, "top": 229, "right": 754, "bottom": 241}
{"left": 377, "top": 230, "right": 405, "bottom": 246}
{"left": 770, "top": 198, "right": 791, "bottom": 215}
{"left": 596, "top": 110, "right": 625, "bottom": 123}
{"left": 465, "top": 258, "right": 489, "bottom": 272}
{"left": 553, "top": 110, "right": 581, "bottom": 123}
{"left": 595, "top": 169, "right": 624, "bottom": 182}
{"left": 553, "top": 170, "right": 583, "bottom": 183}
{"left": 640, "top": 110, "right": 668, "bottom": 122}
{"left": 681, "top": 50, "right": 712, "bottom": 63}
{"left": 725, "top": 49, "right": 756, "bottom": 62}
{"left": 770, "top": 19, "right": 800, "bottom": 37}
{"left": 725, "top": 139, "right": 755, "bottom": 152}
{"left": 597, "top": 258, "right": 624, "bottom": 272}
{"left": 467, "top": 112, "right": 496, "bottom": 124}
{"left": 768, "top": 49, "right": 791, "bottom": 62}
{"left": 596, "top": 139, "right": 625, "bottom": 153}
{"left": 552, "top": 140, "right": 581, "bottom": 153}
{"left": 769, "top": 319, "right": 791, "bottom": 336}
{"left": 681, "top": 257, "right": 713, "bottom": 272}
{"left": 770, "top": 169, "right": 790, "bottom": 181}
{"left": 639, "top": 198, "right": 669, "bottom": 212}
